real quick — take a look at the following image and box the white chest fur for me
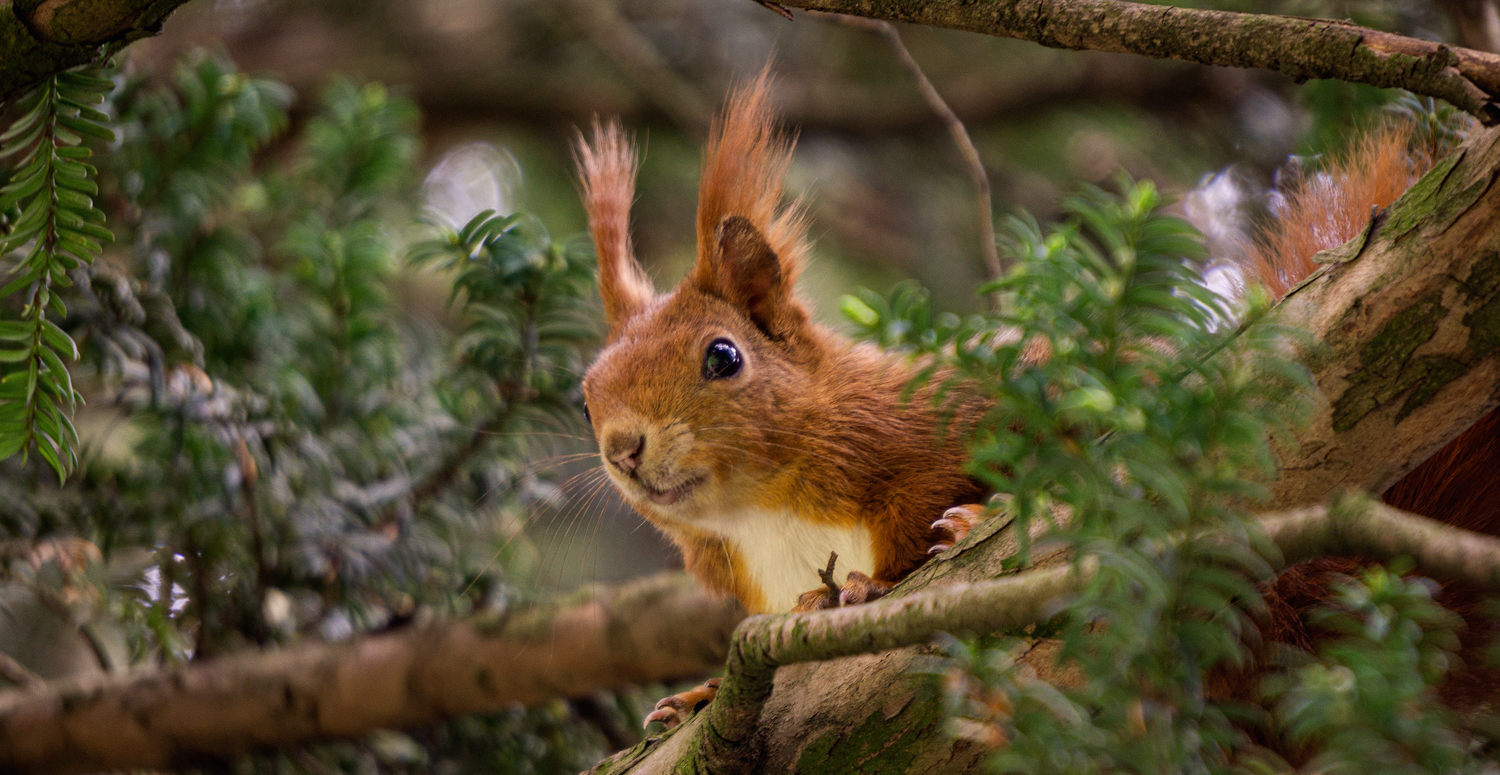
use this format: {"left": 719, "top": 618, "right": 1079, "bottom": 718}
{"left": 695, "top": 509, "right": 876, "bottom": 613}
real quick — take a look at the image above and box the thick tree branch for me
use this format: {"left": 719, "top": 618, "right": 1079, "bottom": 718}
{"left": 1267, "top": 127, "right": 1500, "bottom": 506}
{"left": 0, "top": 0, "right": 193, "bottom": 103}
{"left": 769, "top": 0, "right": 1500, "bottom": 122}
{"left": 635, "top": 495, "right": 1500, "bottom": 775}
{"left": 0, "top": 573, "right": 745, "bottom": 775}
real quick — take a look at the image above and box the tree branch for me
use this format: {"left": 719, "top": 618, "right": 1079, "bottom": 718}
{"left": 1, "top": 0, "right": 194, "bottom": 104}
{"left": 767, "top": 0, "right": 1500, "bottom": 122}
{"left": 645, "top": 494, "right": 1500, "bottom": 775}
{"left": 0, "top": 573, "right": 745, "bottom": 775}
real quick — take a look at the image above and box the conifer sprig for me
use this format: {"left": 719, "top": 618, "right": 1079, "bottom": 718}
{"left": 0, "top": 68, "right": 116, "bottom": 481}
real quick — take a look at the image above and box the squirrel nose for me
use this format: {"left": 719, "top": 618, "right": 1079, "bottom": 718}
{"left": 605, "top": 433, "right": 645, "bottom": 473}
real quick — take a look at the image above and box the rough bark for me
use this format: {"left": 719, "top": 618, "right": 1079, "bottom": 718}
{"left": 0, "top": 0, "right": 193, "bottom": 103}
{"left": 628, "top": 497, "right": 1500, "bottom": 775}
{"left": 773, "top": 0, "right": 1500, "bottom": 122}
{"left": 588, "top": 124, "right": 1500, "bottom": 775}
{"left": 1266, "top": 125, "right": 1500, "bottom": 507}
{"left": 0, "top": 573, "right": 745, "bottom": 775}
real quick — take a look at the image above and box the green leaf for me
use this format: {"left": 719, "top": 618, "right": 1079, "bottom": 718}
{"left": 38, "top": 345, "right": 74, "bottom": 406}
{"left": 53, "top": 175, "right": 99, "bottom": 196}
{"left": 55, "top": 187, "right": 94, "bottom": 212}
{"left": 0, "top": 115, "right": 47, "bottom": 153}
{"left": 40, "top": 319, "right": 77, "bottom": 359}
{"left": 56, "top": 71, "right": 114, "bottom": 94}
{"left": 0, "top": 347, "right": 30, "bottom": 362}
{"left": 0, "top": 268, "right": 42, "bottom": 299}
{"left": 0, "top": 373, "right": 29, "bottom": 399}
{"left": 55, "top": 113, "right": 114, "bottom": 142}
{"left": 0, "top": 173, "right": 44, "bottom": 212}
{"left": 0, "top": 321, "right": 32, "bottom": 341}
{"left": 33, "top": 427, "right": 66, "bottom": 483}
{"left": 0, "top": 94, "right": 49, "bottom": 143}
{"left": 0, "top": 431, "right": 24, "bottom": 460}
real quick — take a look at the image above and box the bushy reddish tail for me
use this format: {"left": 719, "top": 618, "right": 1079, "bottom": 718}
{"left": 1247, "top": 124, "right": 1433, "bottom": 298}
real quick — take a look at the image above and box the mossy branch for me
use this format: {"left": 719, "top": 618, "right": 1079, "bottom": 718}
{"left": 767, "top": 0, "right": 1500, "bottom": 123}
{"left": 0, "top": 574, "right": 746, "bottom": 775}
{"left": 0, "top": 0, "right": 194, "bottom": 104}
{"left": 666, "top": 495, "right": 1500, "bottom": 775}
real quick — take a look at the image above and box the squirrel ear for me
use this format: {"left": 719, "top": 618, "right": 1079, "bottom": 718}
{"left": 576, "top": 120, "right": 654, "bottom": 332}
{"left": 702, "top": 215, "right": 795, "bottom": 336}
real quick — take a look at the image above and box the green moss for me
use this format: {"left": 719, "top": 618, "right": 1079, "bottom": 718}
{"left": 1381, "top": 153, "right": 1464, "bottom": 239}
{"left": 1463, "top": 251, "right": 1500, "bottom": 357}
{"left": 484, "top": 607, "right": 556, "bottom": 642}
{"left": 1313, "top": 215, "right": 1376, "bottom": 266}
{"left": 794, "top": 685, "right": 945, "bottom": 774}
{"left": 592, "top": 734, "right": 666, "bottom": 775}
{"left": 1331, "top": 291, "right": 1452, "bottom": 431}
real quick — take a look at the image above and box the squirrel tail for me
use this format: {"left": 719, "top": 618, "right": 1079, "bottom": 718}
{"left": 1245, "top": 124, "right": 1432, "bottom": 297}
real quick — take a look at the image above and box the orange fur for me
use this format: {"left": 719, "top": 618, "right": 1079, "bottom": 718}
{"left": 691, "top": 67, "right": 810, "bottom": 296}
{"left": 576, "top": 121, "right": 654, "bottom": 333}
{"left": 1248, "top": 125, "right": 1430, "bottom": 297}
{"left": 577, "top": 73, "right": 984, "bottom": 614}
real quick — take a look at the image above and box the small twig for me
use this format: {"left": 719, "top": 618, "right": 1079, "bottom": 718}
{"left": 817, "top": 551, "right": 841, "bottom": 597}
{"left": 751, "top": 0, "right": 795, "bottom": 19}
{"left": 813, "top": 12, "right": 1004, "bottom": 284}
{"left": 0, "top": 651, "right": 42, "bottom": 690}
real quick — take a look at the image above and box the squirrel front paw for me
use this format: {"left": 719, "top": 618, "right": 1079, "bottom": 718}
{"left": 930, "top": 504, "right": 988, "bottom": 554}
{"left": 792, "top": 570, "right": 893, "bottom": 611}
{"left": 643, "top": 677, "right": 721, "bottom": 730}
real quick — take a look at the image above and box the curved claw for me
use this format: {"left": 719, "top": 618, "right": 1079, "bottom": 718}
{"left": 644, "top": 678, "right": 722, "bottom": 730}
{"left": 838, "top": 570, "right": 893, "bottom": 606}
{"left": 930, "top": 504, "right": 988, "bottom": 555}
{"left": 644, "top": 704, "right": 684, "bottom": 729}
{"left": 932, "top": 517, "right": 966, "bottom": 533}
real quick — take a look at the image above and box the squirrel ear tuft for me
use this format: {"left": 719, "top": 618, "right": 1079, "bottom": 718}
{"left": 702, "top": 215, "right": 797, "bottom": 336}
{"left": 575, "top": 120, "right": 654, "bottom": 332}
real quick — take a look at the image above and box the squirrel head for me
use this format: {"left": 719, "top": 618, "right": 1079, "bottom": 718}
{"left": 577, "top": 71, "right": 829, "bottom": 523}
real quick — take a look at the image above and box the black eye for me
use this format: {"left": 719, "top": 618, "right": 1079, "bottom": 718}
{"left": 582, "top": 401, "right": 591, "bottom": 426}
{"left": 702, "top": 339, "right": 743, "bottom": 380}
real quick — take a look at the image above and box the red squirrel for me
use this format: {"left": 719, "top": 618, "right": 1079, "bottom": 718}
{"left": 578, "top": 73, "right": 1500, "bottom": 725}
{"left": 576, "top": 73, "right": 987, "bottom": 621}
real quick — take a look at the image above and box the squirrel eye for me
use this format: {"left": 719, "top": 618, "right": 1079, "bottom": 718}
{"left": 702, "top": 339, "right": 743, "bottom": 380}
{"left": 582, "top": 401, "right": 591, "bottom": 426}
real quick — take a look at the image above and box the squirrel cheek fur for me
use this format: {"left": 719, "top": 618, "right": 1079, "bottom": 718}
{"left": 576, "top": 73, "right": 985, "bottom": 615}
